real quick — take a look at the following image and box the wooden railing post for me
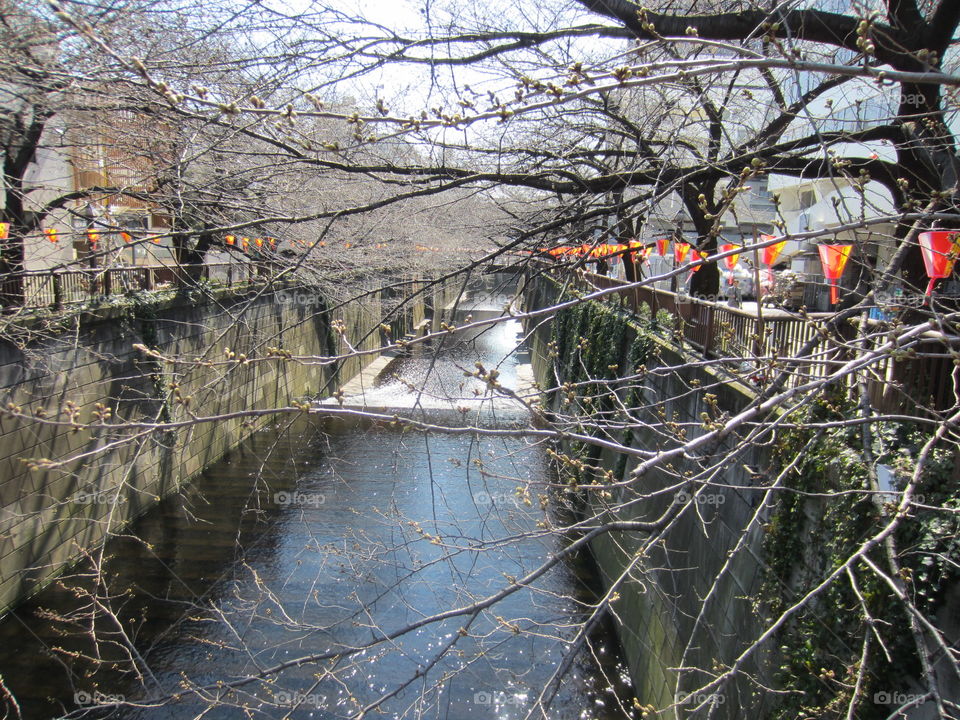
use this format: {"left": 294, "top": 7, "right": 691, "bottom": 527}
{"left": 703, "top": 302, "right": 715, "bottom": 357}
{"left": 2, "top": 263, "right": 252, "bottom": 310}
{"left": 52, "top": 273, "right": 62, "bottom": 310}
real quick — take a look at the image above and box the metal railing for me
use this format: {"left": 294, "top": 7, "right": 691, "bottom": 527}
{"left": 0, "top": 263, "right": 261, "bottom": 310}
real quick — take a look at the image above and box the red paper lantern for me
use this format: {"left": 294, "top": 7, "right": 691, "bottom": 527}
{"left": 720, "top": 243, "right": 740, "bottom": 270}
{"left": 656, "top": 237, "right": 669, "bottom": 257}
{"left": 918, "top": 230, "right": 960, "bottom": 298}
{"left": 817, "top": 244, "right": 853, "bottom": 305}
{"left": 587, "top": 244, "right": 611, "bottom": 259}
{"left": 674, "top": 242, "right": 690, "bottom": 264}
{"left": 690, "top": 250, "right": 708, "bottom": 272}
{"left": 761, "top": 236, "right": 786, "bottom": 266}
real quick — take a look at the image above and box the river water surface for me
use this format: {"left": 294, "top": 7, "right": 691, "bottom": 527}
{"left": 0, "top": 291, "right": 636, "bottom": 719}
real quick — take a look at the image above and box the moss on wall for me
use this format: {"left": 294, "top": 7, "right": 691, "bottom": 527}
{"left": 524, "top": 271, "right": 960, "bottom": 719}
{"left": 0, "top": 280, "right": 440, "bottom": 613}
{"left": 760, "top": 397, "right": 960, "bottom": 719}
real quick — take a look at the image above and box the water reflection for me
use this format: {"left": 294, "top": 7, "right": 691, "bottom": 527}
{"left": 0, "top": 293, "right": 636, "bottom": 719}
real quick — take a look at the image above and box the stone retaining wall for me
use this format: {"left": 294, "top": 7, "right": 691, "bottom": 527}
{"left": 0, "top": 279, "right": 450, "bottom": 612}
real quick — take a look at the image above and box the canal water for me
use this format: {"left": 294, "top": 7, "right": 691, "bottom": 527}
{"left": 0, "top": 291, "right": 637, "bottom": 719}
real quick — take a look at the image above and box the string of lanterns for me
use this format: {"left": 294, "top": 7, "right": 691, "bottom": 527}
{"left": 4, "top": 219, "right": 958, "bottom": 305}
{"left": 538, "top": 239, "right": 756, "bottom": 271}
{"left": 2, "top": 219, "right": 419, "bottom": 259}
{"left": 537, "top": 237, "right": 861, "bottom": 305}
{"left": 539, "top": 234, "right": 959, "bottom": 306}
{"left": 4, "top": 221, "right": 395, "bottom": 256}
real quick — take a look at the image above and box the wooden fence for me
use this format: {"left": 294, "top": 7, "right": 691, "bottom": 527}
{"left": 564, "top": 269, "right": 959, "bottom": 414}
{"left": 0, "top": 263, "right": 261, "bottom": 310}
{"left": 2, "top": 261, "right": 956, "bottom": 414}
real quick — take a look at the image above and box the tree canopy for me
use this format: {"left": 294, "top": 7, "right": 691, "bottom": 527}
{"left": 1, "top": 0, "right": 960, "bottom": 718}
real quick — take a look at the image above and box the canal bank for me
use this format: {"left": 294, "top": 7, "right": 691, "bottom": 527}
{"left": 521, "top": 273, "right": 776, "bottom": 719}
{"left": 0, "top": 278, "right": 459, "bottom": 614}
{"left": 0, "top": 283, "right": 639, "bottom": 720}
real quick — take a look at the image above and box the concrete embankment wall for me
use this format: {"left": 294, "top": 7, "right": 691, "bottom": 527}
{"left": 522, "top": 274, "right": 776, "bottom": 719}
{"left": 0, "top": 278, "right": 455, "bottom": 613}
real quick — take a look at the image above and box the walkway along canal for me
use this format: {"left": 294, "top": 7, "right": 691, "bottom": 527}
{"left": 0, "top": 287, "right": 638, "bottom": 719}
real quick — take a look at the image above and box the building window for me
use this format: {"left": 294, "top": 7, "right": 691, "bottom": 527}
{"left": 746, "top": 177, "right": 776, "bottom": 210}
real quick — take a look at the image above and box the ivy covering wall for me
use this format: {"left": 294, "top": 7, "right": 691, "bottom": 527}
{"left": 531, "top": 275, "right": 960, "bottom": 719}
{"left": 545, "top": 293, "right": 656, "bottom": 481}
{"left": 762, "top": 396, "right": 960, "bottom": 719}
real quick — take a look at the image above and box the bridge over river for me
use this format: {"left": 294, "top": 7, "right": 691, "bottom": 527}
{"left": 0, "top": 275, "right": 638, "bottom": 719}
